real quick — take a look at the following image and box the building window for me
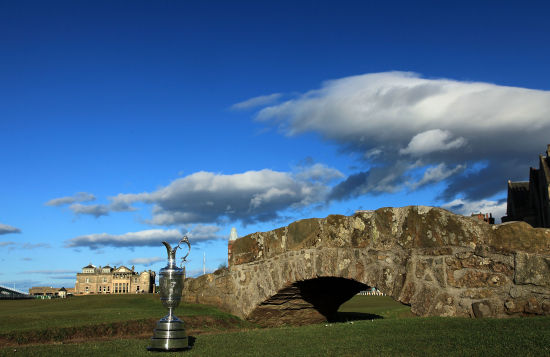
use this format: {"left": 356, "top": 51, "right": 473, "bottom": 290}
{"left": 103, "top": 278, "right": 107, "bottom": 283}
{"left": 86, "top": 278, "right": 89, "bottom": 283}
{"left": 85, "top": 286, "right": 89, "bottom": 293}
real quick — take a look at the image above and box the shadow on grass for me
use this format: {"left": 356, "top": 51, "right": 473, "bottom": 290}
{"left": 330, "top": 312, "right": 383, "bottom": 322}
{"left": 188, "top": 335, "right": 196, "bottom": 347}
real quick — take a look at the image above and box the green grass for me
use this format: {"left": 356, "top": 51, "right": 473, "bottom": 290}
{"left": 0, "top": 295, "right": 236, "bottom": 333}
{"left": 2, "top": 317, "right": 549, "bottom": 356}
{"left": 338, "top": 295, "right": 415, "bottom": 319}
{"left": 1, "top": 294, "right": 549, "bottom": 356}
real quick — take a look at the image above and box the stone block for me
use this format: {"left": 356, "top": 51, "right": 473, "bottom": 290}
{"left": 472, "top": 301, "right": 492, "bottom": 318}
{"left": 448, "top": 270, "right": 507, "bottom": 288}
{"left": 525, "top": 297, "right": 543, "bottom": 315}
{"left": 514, "top": 252, "right": 550, "bottom": 287}
{"left": 410, "top": 285, "right": 439, "bottom": 316}
{"left": 504, "top": 299, "right": 525, "bottom": 314}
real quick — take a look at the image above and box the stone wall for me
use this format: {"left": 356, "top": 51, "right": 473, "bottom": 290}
{"left": 183, "top": 206, "right": 550, "bottom": 325}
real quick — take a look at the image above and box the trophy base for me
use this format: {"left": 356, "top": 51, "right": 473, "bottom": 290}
{"left": 147, "top": 316, "right": 189, "bottom": 352}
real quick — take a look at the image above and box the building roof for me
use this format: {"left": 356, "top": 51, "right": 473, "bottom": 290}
{"left": 508, "top": 181, "right": 529, "bottom": 190}
{"left": 83, "top": 264, "right": 95, "bottom": 269}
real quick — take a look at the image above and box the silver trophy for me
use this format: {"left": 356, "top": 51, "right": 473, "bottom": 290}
{"left": 148, "top": 236, "right": 191, "bottom": 352}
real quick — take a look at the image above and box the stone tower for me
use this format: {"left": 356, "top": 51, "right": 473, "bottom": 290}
{"left": 228, "top": 227, "right": 238, "bottom": 266}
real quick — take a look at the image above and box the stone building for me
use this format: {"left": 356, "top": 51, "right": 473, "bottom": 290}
{"left": 74, "top": 264, "right": 156, "bottom": 295}
{"left": 502, "top": 144, "right": 550, "bottom": 227}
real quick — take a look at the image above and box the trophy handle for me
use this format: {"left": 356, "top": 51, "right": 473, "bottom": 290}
{"left": 176, "top": 236, "right": 191, "bottom": 265}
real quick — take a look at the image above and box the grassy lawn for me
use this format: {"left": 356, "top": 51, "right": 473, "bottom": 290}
{"left": 1, "top": 295, "right": 549, "bottom": 356}
{"left": 0, "top": 295, "right": 234, "bottom": 334}
{"left": 2, "top": 317, "right": 549, "bottom": 356}
{"left": 338, "top": 295, "right": 415, "bottom": 319}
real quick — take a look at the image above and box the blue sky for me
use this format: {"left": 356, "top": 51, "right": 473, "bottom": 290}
{"left": 1, "top": 0, "right": 550, "bottom": 292}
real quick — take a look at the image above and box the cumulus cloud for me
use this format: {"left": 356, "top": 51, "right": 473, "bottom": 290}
{"left": 111, "top": 167, "right": 335, "bottom": 226}
{"left": 45, "top": 192, "right": 96, "bottom": 206}
{"left": 400, "top": 129, "right": 466, "bottom": 156}
{"left": 254, "top": 71, "right": 550, "bottom": 201}
{"left": 0, "top": 223, "right": 21, "bottom": 235}
{"left": 187, "top": 224, "right": 225, "bottom": 241}
{"left": 47, "top": 191, "right": 136, "bottom": 219}
{"left": 409, "top": 163, "right": 466, "bottom": 190}
{"left": 65, "top": 229, "right": 184, "bottom": 249}
{"left": 0, "top": 241, "right": 49, "bottom": 250}
{"left": 231, "top": 93, "right": 282, "bottom": 110}
{"left": 294, "top": 163, "right": 344, "bottom": 183}
{"left": 69, "top": 203, "right": 110, "bottom": 218}
{"left": 128, "top": 257, "right": 164, "bottom": 266}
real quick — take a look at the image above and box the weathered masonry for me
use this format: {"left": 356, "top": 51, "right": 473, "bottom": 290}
{"left": 183, "top": 206, "right": 550, "bottom": 325}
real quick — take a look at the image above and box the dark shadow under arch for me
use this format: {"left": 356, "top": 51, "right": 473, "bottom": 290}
{"left": 247, "top": 277, "right": 372, "bottom": 326}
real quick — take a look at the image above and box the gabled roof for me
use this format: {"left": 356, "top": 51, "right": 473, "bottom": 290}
{"left": 83, "top": 264, "right": 95, "bottom": 269}
{"left": 114, "top": 265, "right": 131, "bottom": 272}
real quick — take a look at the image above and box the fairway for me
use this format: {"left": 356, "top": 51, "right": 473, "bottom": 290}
{"left": 2, "top": 317, "right": 550, "bottom": 356}
{"left": 337, "top": 295, "right": 415, "bottom": 320}
{"left": 1, "top": 294, "right": 550, "bottom": 356}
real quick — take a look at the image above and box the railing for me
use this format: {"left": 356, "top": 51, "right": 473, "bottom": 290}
{"left": 357, "top": 289, "right": 385, "bottom": 296}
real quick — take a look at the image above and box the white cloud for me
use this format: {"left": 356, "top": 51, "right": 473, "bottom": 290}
{"left": 442, "top": 198, "right": 507, "bottom": 223}
{"left": 254, "top": 71, "right": 550, "bottom": 201}
{"left": 0, "top": 223, "right": 21, "bottom": 235}
{"left": 69, "top": 203, "right": 110, "bottom": 218}
{"left": 409, "top": 163, "right": 466, "bottom": 190}
{"left": 0, "top": 241, "right": 16, "bottom": 247}
{"left": 65, "top": 229, "right": 184, "bottom": 249}
{"left": 45, "top": 192, "right": 95, "bottom": 206}
{"left": 128, "top": 257, "right": 164, "bottom": 266}
{"left": 111, "top": 167, "right": 334, "bottom": 225}
{"left": 187, "top": 224, "right": 224, "bottom": 241}
{"left": 294, "top": 163, "right": 344, "bottom": 183}
{"left": 400, "top": 129, "right": 466, "bottom": 156}
{"left": 48, "top": 194, "right": 136, "bottom": 219}
{"left": 231, "top": 93, "right": 282, "bottom": 110}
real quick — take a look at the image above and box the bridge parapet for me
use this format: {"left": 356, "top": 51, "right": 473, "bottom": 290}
{"left": 183, "top": 206, "right": 550, "bottom": 325}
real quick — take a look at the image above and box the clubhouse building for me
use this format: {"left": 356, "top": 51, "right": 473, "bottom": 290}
{"left": 74, "top": 264, "right": 156, "bottom": 295}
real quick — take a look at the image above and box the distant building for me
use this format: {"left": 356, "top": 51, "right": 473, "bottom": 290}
{"left": 29, "top": 286, "right": 71, "bottom": 298}
{"left": 471, "top": 213, "right": 495, "bottom": 225}
{"left": 228, "top": 227, "right": 238, "bottom": 266}
{"left": 502, "top": 145, "right": 550, "bottom": 227}
{"left": 74, "top": 264, "right": 156, "bottom": 295}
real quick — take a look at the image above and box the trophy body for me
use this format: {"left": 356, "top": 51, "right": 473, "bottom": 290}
{"left": 148, "top": 238, "right": 190, "bottom": 352}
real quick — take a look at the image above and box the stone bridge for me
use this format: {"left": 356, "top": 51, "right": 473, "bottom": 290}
{"left": 183, "top": 206, "right": 550, "bottom": 325}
